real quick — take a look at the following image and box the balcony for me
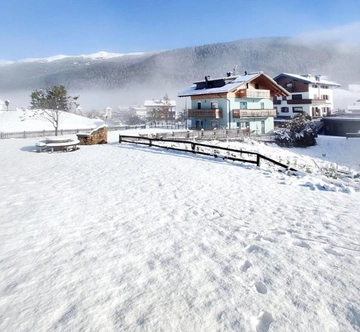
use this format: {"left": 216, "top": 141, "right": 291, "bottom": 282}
{"left": 188, "top": 108, "right": 223, "bottom": 118}
{"left": 287, "top": 99, "right": 331, "bottom": 105}
{"left": 236, "top": 89, "right": 270, "bottom": 99}
{"left": 232, "top": 109, "right": 277, "bottom": 118}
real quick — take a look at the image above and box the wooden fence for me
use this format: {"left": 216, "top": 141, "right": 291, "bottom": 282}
{"left": 0, "top": 125, "right": 146, "bottom": 139}
{"left": 118, "top": 135, "right": 297, "bottom": 171}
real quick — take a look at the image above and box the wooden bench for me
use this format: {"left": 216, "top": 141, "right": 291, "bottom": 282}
{"left": 346, "top": 133, "right": 360, "bottom": 139}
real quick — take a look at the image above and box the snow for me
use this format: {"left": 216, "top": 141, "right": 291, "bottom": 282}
{"left": 0, "top": 109, "right": 104, "bottom": 132}
{"left": 2, "top": 51, "right": 147, "bottom": 64}
{"left": 1, "top": 111, "right": 360, "bottom": 331}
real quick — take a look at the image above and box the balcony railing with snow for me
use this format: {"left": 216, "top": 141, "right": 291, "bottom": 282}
{"left": 232, "top": 109, "right": 276, "bottom": 118}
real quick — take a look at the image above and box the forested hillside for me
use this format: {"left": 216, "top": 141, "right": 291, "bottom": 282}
{"left": 1, "top": 37, "right": 359, "bottom": 109}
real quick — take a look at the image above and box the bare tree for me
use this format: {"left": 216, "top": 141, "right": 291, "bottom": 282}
{"left": 30, "top": 85, "right": 79, "bottom": 136}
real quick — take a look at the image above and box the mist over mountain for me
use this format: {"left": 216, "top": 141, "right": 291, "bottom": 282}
{"left": 1, "top": 37, "right": 359, "bottom": 110}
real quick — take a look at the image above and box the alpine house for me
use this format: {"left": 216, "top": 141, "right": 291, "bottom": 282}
{"left": 178, "top": 71, "right": 289, "bottom": 134}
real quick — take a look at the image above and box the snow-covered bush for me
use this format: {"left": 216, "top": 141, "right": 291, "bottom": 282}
{"left": 275, "top": 112, "right": 317, "bottom": 147}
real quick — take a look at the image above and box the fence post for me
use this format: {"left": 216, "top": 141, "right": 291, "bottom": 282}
{"left": 191, "top": 143, "right": 196, "bottom": 153}
{"left": 256, "top": 154, "right": 261, "bottom": 167}
{"left": 119, "top": 135, "right": 122, "bottom": 144}
{"left": 149, "top": 138, "right": 152, "bottom": 147}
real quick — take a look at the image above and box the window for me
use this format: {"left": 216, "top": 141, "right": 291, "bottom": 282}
{"left": 292, "top": 94, "right": 302, "bottom": 100}
{"left": 260, "top": 102, "right": 264, "bottom": 109}
{"left": 293, "top": 106, "right": 303, "bottom": 113}
{"left": 210, "top": 101, "right": 218, "bottom": 109}
{"left": 281, "top": 107, "right": 289, "bottom": 113}
{"left": 321, "top": 95, "right": 329, "bottom": 100}
{"left": 255, "top": 83, "right": 259, "bottom": 89}
{"left": 197, "top": 101, "right": 201, "bottom": 110}
{"left": 240, "top": 102, "right": 247, "bottom": 109}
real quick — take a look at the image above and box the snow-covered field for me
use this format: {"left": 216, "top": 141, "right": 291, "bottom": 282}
{"left": 1, "top": 110, "right": 360, "bottom": 331}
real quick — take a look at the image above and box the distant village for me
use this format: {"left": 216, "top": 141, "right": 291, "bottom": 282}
{"left": 1, "top": 71, "right": 360, "bottom": 137}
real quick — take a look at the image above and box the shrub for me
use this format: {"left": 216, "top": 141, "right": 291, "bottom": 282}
{"left": 275, "top": 112, "right": 317, "bottom": 147}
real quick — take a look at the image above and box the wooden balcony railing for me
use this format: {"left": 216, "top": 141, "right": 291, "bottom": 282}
{"left": 236, "top": 89, "right": 270, "bottom": 99}
{"left": 232, "top": 109, "right": 277, "bottom": 118}
{"left": 188, "top": 108, "right": 223, "bottom": 118}
{"left": 287, "top": 99, "right": 331, "bottom": 105}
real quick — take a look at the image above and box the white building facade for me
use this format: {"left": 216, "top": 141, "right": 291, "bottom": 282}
{"left": 273, "top": 73, "right": 340, "bottom": 119}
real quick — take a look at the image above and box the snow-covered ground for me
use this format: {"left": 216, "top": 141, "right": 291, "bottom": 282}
{"left": 0, "top": 109, "right": 104, "bottom": 132}
{"left": 1, "top": 110, "right": 360, "bottom": 331}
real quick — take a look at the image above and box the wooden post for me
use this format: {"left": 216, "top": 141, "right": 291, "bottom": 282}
{"left": 119, "top": 135, "right": 122, "bottom": 144}
{"left": 256, "top": 154, "right": 261, "bottom": 167}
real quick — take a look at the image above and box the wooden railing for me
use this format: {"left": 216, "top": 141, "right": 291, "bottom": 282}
{"left": 236, "top": 89, "right": 270, "bottom": 98}
{"left": 286, "top": 99, "right": 330, "bottom": 105}
{"left": 188, "top": 108, "right": 223, "bottom": 118}
{"left": 232, "top": 109, "right": 277, "bottom": 118}
{"left": 0, "top": 125, "right": 146, "bottom": 139}
{"left": 118, "top": 135, "right": 297, "bottom": 171}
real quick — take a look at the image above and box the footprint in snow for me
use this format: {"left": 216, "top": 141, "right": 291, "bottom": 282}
{"left": 241, "top": 260, "right": 252, "bottom": 272}
{"left": 247, "top": 244, "right": 268, "bottom": 254}
{"left": 255, "top": 281, "right": 267, "bottom": 294}
{"left": 293, "top": 241, "right": 311, "bottom": 249}
{"left": 324, "top": 248, "right": 344, "bottom": 257}
{"left": 256, "top": 311, "right": 274, "bottom": 332}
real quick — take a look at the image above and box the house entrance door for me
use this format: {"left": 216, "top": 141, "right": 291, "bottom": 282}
{"left": 196, "top": 120, "right": 204, "bottom": 129}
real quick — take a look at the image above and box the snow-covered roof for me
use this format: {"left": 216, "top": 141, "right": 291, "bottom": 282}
{"left": 179, "top": 72, "right": 289, "bottom": 97}
{"left": 144, "top": 100, "right": 176, "bottom": 108}
{"left": 274, "top": 73, "right": 341, "bottom": 87}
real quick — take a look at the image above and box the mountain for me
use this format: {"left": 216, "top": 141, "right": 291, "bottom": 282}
{"left": 1, "top": 37, "right": 360, "bottom": 110}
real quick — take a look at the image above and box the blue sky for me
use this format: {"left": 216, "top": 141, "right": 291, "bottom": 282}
{"left": 1, "top": 0, "right": 360, "bottom": 61}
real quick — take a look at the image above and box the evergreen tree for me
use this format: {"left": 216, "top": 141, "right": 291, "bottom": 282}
{"left": 275, "top": 112, "right": 318, "bottom": 147}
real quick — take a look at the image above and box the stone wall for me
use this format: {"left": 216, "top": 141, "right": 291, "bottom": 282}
{"left": 77, "top": 126, "right": 108, "bottom": 145}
